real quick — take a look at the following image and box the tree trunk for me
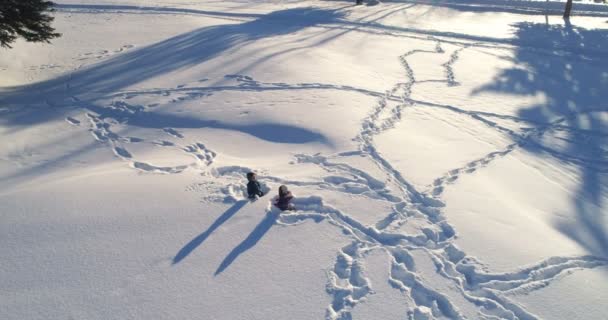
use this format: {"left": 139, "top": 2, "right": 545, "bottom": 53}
{"left": 563, "top": 0, "right": 573, "bottom": 18}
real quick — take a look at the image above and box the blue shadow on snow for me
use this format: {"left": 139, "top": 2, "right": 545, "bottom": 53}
{"left": 173, "top": 200, "right": 248, "bottom": 265}
{"left": 1, "top": 7, "right": 345, "bottom": 145}
{"left": 214, "top": 211, "right": 280, "bottom": 275}
{"left": 474, "top": 21, "right": 608, "bottom": 258}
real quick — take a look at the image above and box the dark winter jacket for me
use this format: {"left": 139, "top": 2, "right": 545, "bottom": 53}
{"left": 247, "top": 181, "right": 264, "bottom": 198}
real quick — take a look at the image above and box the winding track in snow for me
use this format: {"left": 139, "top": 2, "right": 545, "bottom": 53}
{"left": 59, "top": 14, "right": 608, "bottom": 319}
{"left": 273, "top": 38, "right": 607, "bottom": 319}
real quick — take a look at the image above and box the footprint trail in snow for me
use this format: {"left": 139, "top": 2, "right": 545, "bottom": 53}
{"left": 62, "top": 34, "right": 608, "bottom": 320}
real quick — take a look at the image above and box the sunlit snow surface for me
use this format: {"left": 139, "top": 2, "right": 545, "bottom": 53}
{"left": 1, "top": 1, "right": 608, "bottom": 319}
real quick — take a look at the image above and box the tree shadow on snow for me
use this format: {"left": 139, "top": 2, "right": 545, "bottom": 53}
{"left": 475, "top": 21, "right": 608, "bottom": 258}
{"left": 0, "top": 7, "right": 345, "bottom": 144}
{"left": 54, "top": 3, "right": 264, "bottom": 20}
{"left": 322, "top": 0, "right": 608, "bottom": 17}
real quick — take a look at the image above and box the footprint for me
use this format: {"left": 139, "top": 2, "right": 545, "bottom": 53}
{"left": 114, "top": 44, "right": 134, "bottom": 53}
{"left": 109, "top": 100, "right": 144, "bottom": 114}
{"left": 113, "top": 146, "right": 132, "bottom": 159}
{"left": 183, "top": 143, "right": 216, "bottom": 166}
{"left": 124, "top": 137, "right": 144, "bottom": 143}
{"left": 87, "top": 113, "right": 118, "bottom": 142}
{"left": 163, "top": 128, "right": 184, "bottom": 138}
{"left": 153, "top": 140, "right": 175, "bottom": 147}
{"left": 66, "top": 117, "right": 80, "bottom": 126}
{"left": 432, "top": 186, "right": 444, "bottom": 196}
{"left": 132, "top": 161, "right": 187, "bottom": 174}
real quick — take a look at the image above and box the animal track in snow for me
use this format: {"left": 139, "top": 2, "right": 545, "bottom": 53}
{"left": 77, "top": 44, "right": 135, "bottom": 61}
{"left": 443, "top": 47, "right": 465, "bottom": 87}
{"left": 428, "top": 142, "right": 518, "bottom": 196}
{"left": 28, "top": 64, "right": 61, "bottom": 71}
{"left": 225, "top": 74, "right": 256, "bottom": 86}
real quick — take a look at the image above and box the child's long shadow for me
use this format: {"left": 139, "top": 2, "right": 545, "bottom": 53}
{"left": 173, "top": 200, "right": 248, "bottom": 264}
{"left": 214, "top": 210, "right": 280, "bottom": 275}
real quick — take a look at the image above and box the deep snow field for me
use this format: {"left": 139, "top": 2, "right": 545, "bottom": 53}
{"left": 2, "top": 1, "right": 608, "bottom": 319}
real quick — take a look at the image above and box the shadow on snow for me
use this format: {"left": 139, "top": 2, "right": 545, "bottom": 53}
{"left": 172, "top": 199, "right": 279, "bottom": 274}
{"left": 54, "top": 4, "right": 264, "bottom": 20}
{"left": 173, "top": 200, "right": 248, "bottom": 265}
{"left": 1, "top": 7, "right": 345, "bottom": 144}
{"left": 475, "top": 21, "right": 608, "bottom": 258}
{"left": 214, "top": 211, "right": 280, "bottom": 275}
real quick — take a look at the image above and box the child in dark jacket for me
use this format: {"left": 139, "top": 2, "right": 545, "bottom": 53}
{"left": 246, "top": 172, "right": 264, "bottom": 199}
{"left": 275, "top": 185, "right": 295, "bottom": 211}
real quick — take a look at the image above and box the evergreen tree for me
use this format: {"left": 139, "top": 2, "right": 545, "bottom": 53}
{"left": 0, "top": 0, "right": 61, "bottom": 48}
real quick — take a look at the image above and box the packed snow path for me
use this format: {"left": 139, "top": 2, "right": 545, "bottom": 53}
{"left": 2, "top": 2, "right": 608, "bottom": 320}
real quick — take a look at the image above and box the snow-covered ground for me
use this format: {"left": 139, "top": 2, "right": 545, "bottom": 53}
{"left": 2, "top": 1, "right": 608, "bottom": 319}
